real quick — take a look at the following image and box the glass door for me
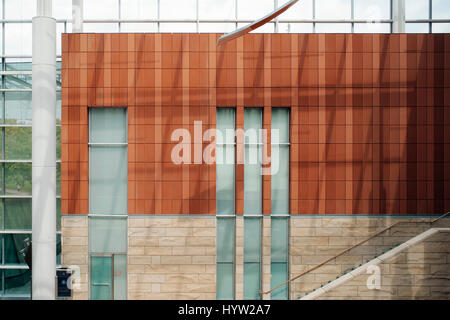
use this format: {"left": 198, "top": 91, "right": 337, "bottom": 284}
{"left": 90, "top": 254, "right": 127, "bottom": 300}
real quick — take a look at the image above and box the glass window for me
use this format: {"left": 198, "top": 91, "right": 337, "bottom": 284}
{"left": 354, "top": 23, "right": 391, "bottom": 33}
{"left": 120, "top": 23, "right": 158, "bottom": 33}
{"left": 159, "top": 23, "right": 197, "bottom": 33}
{"left": 5, "top": 127, "right": 32, "bottom": 160}
{"left": 199, "top": 0, "right": 236, "bottom": 20}
{"left": 278, "top": 0, "right": 313, "bottom": 20}
{"left": 5, "top": 23, "right": 33, "bottom": 56}
{"left": 315, "top": 0, "right": 351, "bottom": 20}
{"left": 83, "top": 23, "right": 119, "bottom": 33}
{"left": 5, "top": 0, "right": 36, "bottom": 19}
{"left": 160, "top": 0, "right": 197, "bottom": 19}
{"left": 216, "top": 108, "right": 235, "bottom": 215}
{"left": 57, "top": 127, "right": 61, "bottom": 160}
{"left": 433, "top": 24, "right": 450, "bottom": 33}
{"left": 244, "top": 218, "right": 261, "bottom": 300}
{"left": 244, "top": 108, "right": 262, "bottom": 215}
{"left": 271, "top": 217, "right": 289, "bottom": 300}
{"left": 89, "top": 218, "right": 127, "bottom": 253}
{"left": 216, "top": 217, "right": 235, "bottom": 299}
{"left": 315, "top": 23, "right": 352, "bottom": 33}
{"left": 84, "top": 0, "right": 119, "bottom": 19}
{"left": 4, "top": 199, "right": 32, "bottom": 230}
{"left": 5, "top": 92, "right": 32, "bottom": 125}
{"left": 4, "top": 269, "right": 31, "bottom": 295}
{"left": 237, "top": 0, "right": 273, "bottom": 20}
{"left": 405, "top": 0, "right": 429, "bottom": 20}
{"left": 90, "top": 147, "right": 127, "bottom": 215}
{"left": 5, "top": 59, "right": 32, "bottom": 72}
{"left": 5, "top": 163, "right": 32, "bottom": 196}
{"left": 432, "top": 0, "right": 450, "bottom": 20}
{"left": 238, "top": 22, "right": 275, "bottom": 33}
{"left": 278, "top": 23, "right": 314, "bottom": 33}
{"left": 198, "top": 23, "right": 235, "bottom": 33}
{"left": 4, "top": 233, "right": 31, "bottom": 264}
{"left": 406, "top": 23, "right": 429, "bottom": 33}
{"left": 271, "top": 108, "right": 289, "bottom": 215}
{"left": 90, "top": 108, "right": 127, "bottom": 144}
{"left": 120, "top": 0, "right": 158, "bottom": 19}
{"left": 354, "top": 0, "right": 390, "bottom": 20}
{"left": 52, "top": 0, "right": 72, "bottom": 19}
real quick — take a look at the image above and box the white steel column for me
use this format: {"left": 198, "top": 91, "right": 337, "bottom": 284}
{"left": 72, "top": 0, "right": 84, "bottom": 33}
{"left": 392, "top": 0, "right": 406, "bottom": 33}
{"left": 32, "top": 0, "right": 56, "bottom": 300}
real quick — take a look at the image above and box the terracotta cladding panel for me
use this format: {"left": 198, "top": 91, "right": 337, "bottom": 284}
{"left": 62, "top": 33, "right": 450, "bottom": 216}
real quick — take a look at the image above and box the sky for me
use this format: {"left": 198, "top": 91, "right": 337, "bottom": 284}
{"left": 1, "top": 0, "right": 449, "bottom": 56}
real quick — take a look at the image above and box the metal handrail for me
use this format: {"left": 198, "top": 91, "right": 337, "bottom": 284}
{"left": 260, "top": 211, "right": 450, "bottom": 296}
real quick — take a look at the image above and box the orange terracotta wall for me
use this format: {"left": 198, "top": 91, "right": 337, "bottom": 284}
{"left": 61, "top": 33, "right": 450, "bottom": 216}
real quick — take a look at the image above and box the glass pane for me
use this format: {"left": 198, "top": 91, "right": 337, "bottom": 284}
{"left": 5, "top": 163, "right": 32, "bottom": 196}
{"left": 198, "top": 23, "right": 235, "bottom": 33}
{"left": 89, "top": 218, "right": 127, "bottom": 253}
{"left": 4, "top": 233, "right": 31, "bottom": 264}
{"left": 90, "top": 108, "right": 127, "bottom": 144}
{"left": 278, "top": 0, "right": 313, "bottom": 20}
{"left": 53, "top": 0, "right": 72, "bottom": 19}
{"left": 5, "top": 269, "right": 31, "bottom": 295}
{"left": 244, "top": 218, "right": 261, "bottom": 262}
{"left": 354, "top": 23, "right": 391, "bottom": 33}
{"left": 89, "top": 147, "right": 127, "bottom": 215}
{"left": 237, "top": 0, "right": 273, "bottom": 20}
{"left": 5, "top": 92, "right": 32, "bottom": 125}
{"left": 90, "top": 256, "right": 112, "bottom": 300}
{"left": 216, "top": 148, "right": 235, "bottom": 215}
{"left": 216, "top": 108, "right": 235, "bottom": 145}
{"left": 120, "top": 0, "right": 158, "bottom": 19}
{"left": 5, "top": 60, "right": 32, "bottom": 72}
{"left": 84, "top": 0, "right": 119, "bottom": 19}
{"left": 113, "top": 255, "right": 127, "bottom": 300}
{"left": 57, "top": 233, "right": 62, "bottom": 265}
{"left": 120, "top": 23, "right": 158, "bottom": 33}
{"left": 405, "top": 0, "right": 429, "bottom": 20}
{"left": 271, "top": 218, "right": 288, "bottom": 262}
{"left": 315, "top": 0, "right": 351, "bottom": 20}
{"left": 5, "top": 23, "right": 33, "bottom": 56}
{"left": 159, "top": 23, "right": 197, "bottom": 33}
{"left": 244, "top": 262, "right": 261, "bottom": 300}
{"left": 271, "top": 262, "right": 288, "bottom": 300}
{"left": 271, "top": 108, "right": 289, "bottom": 144}
{"left": 5, "top": 127, "right": 32, "bottom": 159}
{"left": 315, "top": 23, "right": 352, "bottom": 33}
{"left": 5, "top": 0, "right": 36, "bottom": 19}
{"left": 57, "top": 23, "right": 65, "bottom": 56}
{"left": 238, "top": 22, "right": 275, "bottom": 33}
{"left": 57, "top": 198, "right": 61, "bottom": 231}
{"left": 217, "top": 218, "right": 234, "bottom": 262}
{"left": 4, "top": 199, "right": 32, "bottom": 230}
{"left": 199, "top": 0, "right": 235, "bottom": 19}
{"left": 83, "top": 23, "right": 119, "bottom": 33}
{"left": 432, "top": 0, "right": 450, "bottom": 20}
{"left": 57, "top": 162, "right": 61, "bottom": 196}
{"left": 160, "top": 0, "right": 197, "bottom": 19}
{"left": 57, "top": 126, "right": 61, "bottom": 160}
{"left": 278, "top": 23, "right": 314, "bottom": 33}
{"left": 271, "top": 145, "right": 289, "bottom": 215}
{"left": 433, "top": 24, "right": 450, "bottom": 33}
{"left": 216, "top": 263, "right": 234, "bottom": 300}
{"left": 244, "top": 145, "right": 262, "bottom": 215}
{"left": 406, "top": 23, "right": 429, "bottom": 33}
{"left": 354, "top": 0, "right": 390, "bottom": 20}
{"left": 57, "top": 92, "right": 62, "bottom": 124}
{"left": 5, "top": 75, "right": 32, "bottom": 90}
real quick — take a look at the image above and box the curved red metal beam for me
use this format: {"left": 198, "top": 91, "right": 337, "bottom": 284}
{"left": 217, "top": 0, "right": 300, "bottom": 46}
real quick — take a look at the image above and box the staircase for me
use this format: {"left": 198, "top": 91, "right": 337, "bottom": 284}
{"left": 260, "top": 212, "right": 450, "bottom": 300}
